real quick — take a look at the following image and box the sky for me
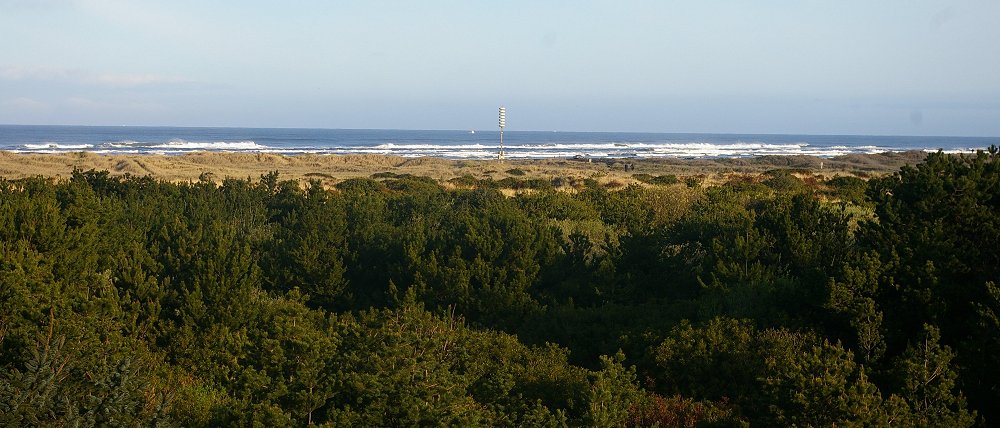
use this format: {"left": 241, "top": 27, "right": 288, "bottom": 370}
{"left": 1, "top": 0, "right": 999, "bottom": 136}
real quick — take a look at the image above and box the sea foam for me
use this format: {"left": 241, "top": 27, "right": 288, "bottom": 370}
{"left": 151, "top": 140, "right": 268, "bottom": 150}
{"left": 4, "top": 126, "right": 993, "bottom": 159}
{"left": 23, "top": 143, "right": 94, "bottom": 150}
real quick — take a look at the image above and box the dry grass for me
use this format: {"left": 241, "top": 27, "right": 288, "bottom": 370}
{"left": 0, "top": 151, "right": 922, "bottom": 185}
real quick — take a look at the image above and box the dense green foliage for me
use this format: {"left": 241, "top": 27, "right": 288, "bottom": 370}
{"left": 1, "top": 149, "right": 998, "bottom": 426}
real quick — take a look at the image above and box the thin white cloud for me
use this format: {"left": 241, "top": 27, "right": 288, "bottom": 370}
{"left": 61, "top": 96, "right": 166, "bottom": 117}
{"left": 0, "top": 66, "right": 73, "bottom": 80}
{"left": 0, "top": 0, "right": 70, "bottom": 10}
{"left": 89, "top": 72, "right": 190, "bottom": 87}
{"left": 0, "top": 65, "right": 193, "bottom": 88}
{"left": 3, "top": 97, "right": 52, "bottom": 112}
{"left": 64, "top": 96, "right": 101, "bottom": 108}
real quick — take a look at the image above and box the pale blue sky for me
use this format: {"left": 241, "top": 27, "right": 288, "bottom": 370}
{"left": 1, "top": 0, "right": 999, "bottom": 135}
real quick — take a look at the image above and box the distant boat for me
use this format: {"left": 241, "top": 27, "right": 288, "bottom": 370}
{"left": 469, "top": 130, "right": 475, "bottom": 134}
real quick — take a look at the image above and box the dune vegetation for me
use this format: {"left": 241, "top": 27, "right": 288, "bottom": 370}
{"left": 1, "top": 149, "right": 998, "bottom": 426}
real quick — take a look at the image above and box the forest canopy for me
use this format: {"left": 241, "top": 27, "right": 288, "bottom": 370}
{"left": 2, "top": 149, "right": 998, "bottom": 426}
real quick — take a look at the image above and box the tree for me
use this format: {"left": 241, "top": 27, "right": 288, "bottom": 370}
{"left": 863, "top": 149, "right": 1000, "bottom": 422}
{"left": 653, "top": 318, "right": 907, "bottom": 426}
{"left": 585, "top": 352, "right": 642, "bottom": 427}
{"left": 894, "top": 325, "right": 975, "bottom": 427}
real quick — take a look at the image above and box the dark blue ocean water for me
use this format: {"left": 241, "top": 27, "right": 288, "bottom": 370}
{"left": 0, "top": 125, "right": 996, "bottom": 159}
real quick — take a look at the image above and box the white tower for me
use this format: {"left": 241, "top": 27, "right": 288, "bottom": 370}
{"left": 498, "top": 106, "right": 506, "bottom": 162}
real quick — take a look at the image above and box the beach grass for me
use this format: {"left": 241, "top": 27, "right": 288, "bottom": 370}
{"left": 0, "top": 150, "right": 929, "bottom": 186}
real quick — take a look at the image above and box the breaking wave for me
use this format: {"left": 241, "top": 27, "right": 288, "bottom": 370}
{"left": 4, "top": 126, "right": 993, "bottom": 159}
{"left": 9, "top": 140, "right": 898, "bottom": 159}
{"left": 23, "top": 143, "right": 94, "bottom": 150}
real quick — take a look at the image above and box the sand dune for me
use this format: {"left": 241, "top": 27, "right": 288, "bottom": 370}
{"left": 0, "top": 151, "right": 929, "bottom": 186}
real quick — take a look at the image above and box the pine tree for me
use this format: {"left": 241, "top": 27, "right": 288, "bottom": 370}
{"left": 895, "top": 325, "right": 976, "bottom": 427}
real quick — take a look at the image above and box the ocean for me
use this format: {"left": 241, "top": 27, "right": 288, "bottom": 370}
{"left": 1, "top": 125, "right": 997, "bottom": 160}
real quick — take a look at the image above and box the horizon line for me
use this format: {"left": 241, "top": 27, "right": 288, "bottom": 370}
{"left": 1, "top": 123, "right": 999, "bottom": 140}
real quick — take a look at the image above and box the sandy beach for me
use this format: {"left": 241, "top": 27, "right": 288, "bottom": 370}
{"left": 0, "top": 150, "right": 930, "bottom": 186}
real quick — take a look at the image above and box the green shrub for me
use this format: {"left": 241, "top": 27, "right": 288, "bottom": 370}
{"left": 506, "top": 168, "right": 526, "bottom": 176}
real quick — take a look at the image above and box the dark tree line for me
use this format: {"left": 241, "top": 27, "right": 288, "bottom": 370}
{"left": 1, "top": 149, "right": 998, "bottom": 426}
